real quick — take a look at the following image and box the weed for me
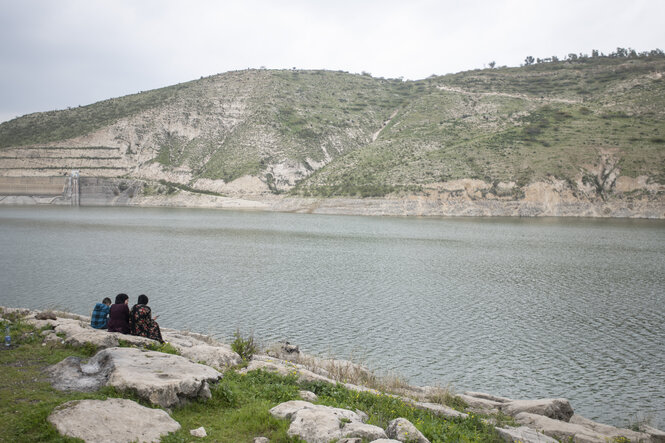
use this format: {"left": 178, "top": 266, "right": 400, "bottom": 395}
{"left": 231, "top": 329, "right": 258, "bottom": 362}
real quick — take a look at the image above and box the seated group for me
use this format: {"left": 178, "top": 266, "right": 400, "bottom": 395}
{"left": 90, "top": 293, "right": 163, "bottom": 343}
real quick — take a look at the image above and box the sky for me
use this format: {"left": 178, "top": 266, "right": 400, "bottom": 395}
{"left": 1, "top": 0, "right": 664, "bottom": 123}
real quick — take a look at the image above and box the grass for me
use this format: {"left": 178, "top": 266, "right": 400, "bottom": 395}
{"left": 1, "top": 309, "right": 506, "bottom": 442}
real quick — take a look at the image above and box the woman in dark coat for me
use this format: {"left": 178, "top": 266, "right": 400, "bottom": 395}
{"left": 107, "top": 293, "right": 130, "bottom": 333}
{"left": 129, "top": 294, "right": 163, "bottom": 343}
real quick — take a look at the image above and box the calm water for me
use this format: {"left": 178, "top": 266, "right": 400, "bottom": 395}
{"left": 1, "top": 206, "right": 664, "bottom": 428}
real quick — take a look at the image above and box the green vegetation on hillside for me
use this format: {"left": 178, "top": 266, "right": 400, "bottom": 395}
{"left": 1, "top": 53, "right": 664, "bottom": 198}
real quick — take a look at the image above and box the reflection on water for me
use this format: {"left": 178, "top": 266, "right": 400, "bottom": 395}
{"left": 1, "top": 206, "right": 664, "bottom": 428}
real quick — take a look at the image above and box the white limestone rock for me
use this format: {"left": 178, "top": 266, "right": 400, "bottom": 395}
{"left": 299, "top": 390, "right": 319, "bottom": 402}
{"left": 48, "top": 398, "right": 180, "bottom": 443}
{"left": 502, "top": 398, "right": 574, "bottom": 422}
{"left": 569, "top": 414, "right": 652, "bottom": 442}
{"left": 495, "top": 426, "right": 558, "bottom": 443}
{"left": 190, "top": 426, "right": 207, "bottom": 437}
{"left": 162, "top": 330, "right": 242, "bottom": 369}
{"left": 269, "top": 401, "right": 386, "bottom": 443}
{"left": 514, "top": 412, "right": 609, "bottom": 442}
{"left": 47, "top": 347, "right": 222, "bottom": 407}
{"left": 385, "top": 417, "right": 430, "bottom": 443}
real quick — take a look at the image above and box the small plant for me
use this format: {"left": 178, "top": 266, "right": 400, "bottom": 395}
{"left": 231, "top": 329, "right": 257, "bottom": 362}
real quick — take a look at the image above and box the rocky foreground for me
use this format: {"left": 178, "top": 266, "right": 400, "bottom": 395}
{"left": 2, "top": 306, "right": 664, "bottom": 443}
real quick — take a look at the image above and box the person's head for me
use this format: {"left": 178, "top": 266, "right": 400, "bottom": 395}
{"left": 115, "top": 293, "right": 129, "bottom": 304}
{"left": 137, "top": 294, "right": 149, "bottom": 305}
{"left": 102, "top": 297, "right": 112, "bottom": 306}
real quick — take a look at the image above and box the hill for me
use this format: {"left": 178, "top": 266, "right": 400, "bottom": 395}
{"left": 1, "top": 54, "right": 664, "bottom": 217}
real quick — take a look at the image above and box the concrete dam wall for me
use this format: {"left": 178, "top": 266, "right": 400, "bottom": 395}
{"left": 0, "top": 176, "right": 141, "bottom": 206}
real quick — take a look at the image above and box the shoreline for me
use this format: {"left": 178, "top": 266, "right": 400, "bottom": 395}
{"left": 2, "top": 305, "right": 665, "bottom": 443}
{"left": 2, "top": 192, "right": 665, "bottom": 220}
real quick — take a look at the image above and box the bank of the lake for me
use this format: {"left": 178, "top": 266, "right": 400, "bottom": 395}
{"left": 1, "top": 206, "right": 664, "bottom": 430}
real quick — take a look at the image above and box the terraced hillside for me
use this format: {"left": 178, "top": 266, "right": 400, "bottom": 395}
{"left": 1, "top": 55, "right": 664, "bottom": 216}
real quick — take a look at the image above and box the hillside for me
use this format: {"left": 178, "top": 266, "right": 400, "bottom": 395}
{"left": 1, "top": 55, "right": 665, "bottom": 217}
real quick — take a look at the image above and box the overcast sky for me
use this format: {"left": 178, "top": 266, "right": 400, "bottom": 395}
{"left": 1, "top": 0, "right": 664, "bottom": 123}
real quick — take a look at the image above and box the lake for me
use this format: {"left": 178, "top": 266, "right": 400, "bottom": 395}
{"left": 1, "top": 206, "right": 664, "bottom": 429}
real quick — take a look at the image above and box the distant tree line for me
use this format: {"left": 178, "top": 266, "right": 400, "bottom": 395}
{"left": 521, "top": 47, "right": 665, "bottom": 66}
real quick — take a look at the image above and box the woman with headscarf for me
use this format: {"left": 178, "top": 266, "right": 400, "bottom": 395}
{"left": 107, "top": 293, "right": 130, "bottom": 333}
{"left": 129, "top": 294, "right": 163, "bottom": 343}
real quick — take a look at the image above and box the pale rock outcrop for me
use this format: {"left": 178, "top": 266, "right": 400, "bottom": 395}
{"left": 47, "top": 347, "right": 221, "bottom": 407}
{"left": 241, "top": 356, "right": 333, "bottom": 384}
{"left": 47, "top": 398, "right": 180, "bottom": 443}
{"left": 163, "top": 330, "right": 242, "bottom": 369}
{"left": 403, "top": 399, "right": 468, "bottom": 419}
{"left": 569, "top": 414, "right": 652, "bottom": 442}
{"left": 515, "top": 412, "right": 613, "bottom": 442}
{"left": 495, "top": 426, "right": 558, "bottom": 443}
{"left": 253, "top": 438, "right": 270, "bottom": 443}
{"left": 502, "top": 398, "right": 574, "bottom": 422}
{"left": 643, "top": 425, "right": 665, "bottom": 443}
{"left": 299, "top": 390, "right": 319, "bottom": 402}
{"left": 385, "top": 417, "right": 430, "bottom": 443}
{"left": 269, "top": 400, "right": 387, "bottom": 443}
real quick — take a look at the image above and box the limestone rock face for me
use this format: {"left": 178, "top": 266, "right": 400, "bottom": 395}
{"left": 47, "top": 347, "right": 222, "bottom": 407}
{"left": 495, "top": 426, "right": 558, "bottom": 443}
{"left": 385, "top": 417, "right": 430, "bottom": 443}
{"left": 47, "top": 398, "right": 180, "bottom": 443}
{"left": 269, "top": 400, "right": 387, "bottom": 443}
{"left": 515, "top": 412, "right": 612, "bottom": 442}
{"left": 569, "top": 414, "right": 652, "bottom": 442}
{"left": 163, "top": 330, "right": 242, "bottom": 369}
{"left": 503, "top": 398, "right": 574, "bottom": 422}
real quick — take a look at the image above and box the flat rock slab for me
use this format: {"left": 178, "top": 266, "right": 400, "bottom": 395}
{"left": 270, "top": 400, "right": 387, "bottom": 443}
{"left": 495, "top": 426, "right": 558, "bottom": 443}
{"left": 48, "top": 398, "right": 180, "bottom": 443}
{"left": 163, "top": 330, "right": 242, "bottom": 369}
{"left": 47, "top": 347, "right": 222, "bottom": 407}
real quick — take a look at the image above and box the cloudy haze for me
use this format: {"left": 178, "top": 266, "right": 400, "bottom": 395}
{"left": 1, "top": 0, "right": 664, "bottom": 123}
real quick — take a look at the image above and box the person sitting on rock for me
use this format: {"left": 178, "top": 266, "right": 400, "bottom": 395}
{"left": 107, "top": 293, "right": 131, "bottom": 334}
{"left": 90, "top": 297, "right": 112, "bottom": 329}
{"left": 129, "top": 294, "right": 163, "bottom": 343}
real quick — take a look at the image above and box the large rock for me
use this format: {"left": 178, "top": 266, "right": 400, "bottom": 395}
{"left": 48, "top": 398, "right": 180, "bottom": 443}
{"left": 514, "top": 412, "right": 610, "bottom": 442}
{"left": 386, "top": 417, "right": 430, "bottom": 443}
{"left": 162, "top": 330, "right": 242, "bottom": 368}
{"left": 569, "top": 414, "right": 652, "bottom": 442}
{"left": 47, "top": 347, "right": 221, "bottom": 407}
{"left": 241, "top": 356, "right": 333, "bottom": 384}
{"left": 270, "top": 400, "right": 387, "bottom": 443}
{"left": 495, "top": 426, "right": 558, "bottom": 443}
{"left": 403, "top": 399, "right": 468, "bottom": 419}
{"left": 502, "top": 398, "right": 574, "bottom": 422}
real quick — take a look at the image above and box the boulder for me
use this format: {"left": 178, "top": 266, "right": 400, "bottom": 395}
{"left": 47, "top": 398, "right": 180, "bottom": 443}
{"left": 190, "top": 426, "right": 207, "bottom": 437}
{"left": 403, "top": 399, "right": 468, "bottom": 419}
{"left": 495, "top": 426, "right": 558, "bottom": 443}
{"left": 458, "top": 392, "right": 505, "bottom": 414}
{"left": 163, "top": 330, "right": 242, "bottom": 368}
{"left": 47, "top": 347, "right": 221, "bottom": 407}
{"left": 253, "top": 438, "right": 269, "bottom": 443}
{"left": 386, "top": 417, "right": 430, "bottom": 443}
{"left": 502, "top": 398, "right": 574, "bottom": 422}
{"left": 569, "top": 414, "right": 652, "bottom": 442}
{"left": 299, "top": 390, "right": 319, "bottom": 402}
{"left": 270, "top": 400, "right": 387, "bottom": 443}
{"left": 241, "top": 356, "right": 333, "bottom": 384}
{"left": 514, "top": 412, "right": 609, "bottom": 442}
